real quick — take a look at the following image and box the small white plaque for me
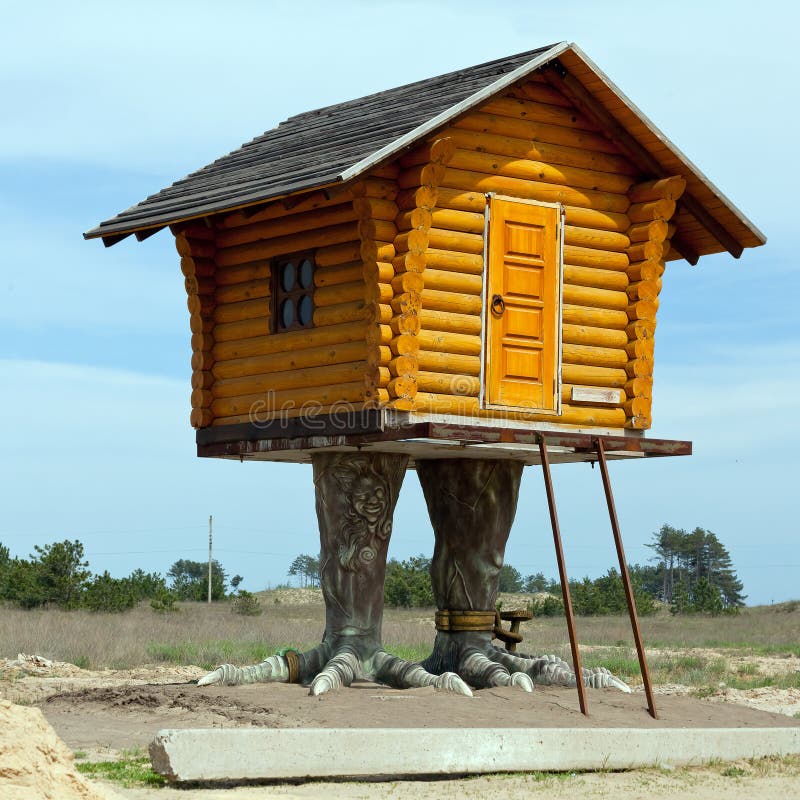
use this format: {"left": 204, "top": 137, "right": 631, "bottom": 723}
{"left": 570, "top": 387, "right": 622, "bottom": 405}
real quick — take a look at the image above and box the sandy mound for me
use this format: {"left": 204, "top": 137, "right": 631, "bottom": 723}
{"left": 0, "top": 699, "right": 121, "bottom": 800}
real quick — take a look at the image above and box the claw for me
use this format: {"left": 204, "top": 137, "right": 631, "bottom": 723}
{"left": 309, "top": 649, "right": 360, "bottom": 696}
{"left": 509, "top": 672, "right": 534, "bottom": 692}
{"left": 433, "top": 671, "right": 473, "bottom": 697}
{"left": 583, "top": 665, "right": 632, "bottom": 693}
{"left": 197, "top": 667, "right": 224, "bottom": 686}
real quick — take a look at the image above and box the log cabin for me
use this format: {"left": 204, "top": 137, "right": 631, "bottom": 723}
{"left": 85, "top": 42, "right": 765, "bottom": 465}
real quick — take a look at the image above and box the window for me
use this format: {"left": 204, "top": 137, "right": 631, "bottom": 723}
{"left": 273, "top": 253, "right": 315, "bottom": 333}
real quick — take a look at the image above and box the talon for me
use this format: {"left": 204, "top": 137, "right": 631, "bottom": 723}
{"left": 310, "top": 674, "right": 335, "bottom": 696}
{"left": 510, "top": 672, "right": 533, "bottom": 692}
{"left": 197, "top": 667, "right": 225, "bottom": 686}
{"left": 434, "top": 671, "right": 473, "bottom": 697}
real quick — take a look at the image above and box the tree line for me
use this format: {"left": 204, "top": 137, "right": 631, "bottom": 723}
{"left": 0, "top": 540, "right": 245, "bottom": 613}
{"left": 288, "top": 523, "right": 746, "bottom": 616}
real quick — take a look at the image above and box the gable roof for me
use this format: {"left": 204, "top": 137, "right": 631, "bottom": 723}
{"left": 85, "top": 42, "right": 765, "bottom": 261}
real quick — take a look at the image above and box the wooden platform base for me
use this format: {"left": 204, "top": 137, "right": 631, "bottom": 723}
{"left": 196, "top": 410, "right": 691, "bottom": 465}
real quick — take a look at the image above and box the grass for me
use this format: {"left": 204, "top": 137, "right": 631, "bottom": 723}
{"left": 0, "top": 596, "right": 797, "bottom": 690}
{"left": 75, "top": 749, "right": 164, "bottom": 788}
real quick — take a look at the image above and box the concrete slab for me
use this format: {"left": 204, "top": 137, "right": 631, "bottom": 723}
{"left": 150, "top": 726, "right": 800, "bottom": 782}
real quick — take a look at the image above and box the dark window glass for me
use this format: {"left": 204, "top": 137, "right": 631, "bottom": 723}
{"left": 298, "top": 295, "right": 313, "bottom": 326}
{"left": 273, "top": 252, "right": 315, "bottom": 333}
{"left": 298, "top": 258, "right": 313, "bottom": 290}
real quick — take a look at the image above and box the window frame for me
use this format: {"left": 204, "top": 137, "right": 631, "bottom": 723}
{"left": 271, "top": 250, "right": 316, "bottom": 334}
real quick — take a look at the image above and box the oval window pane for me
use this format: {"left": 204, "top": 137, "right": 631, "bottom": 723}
{"left": 298, "top": 295, "right": 313, "bottom": 326}
{"left": 281, "top": 298, "right": 295, "bottom": 329}
{"left": 281, "top": 262, "right": 296, "bottom": 292}
{"left": 299, "top": 258, "right": 313, "bottom": 289}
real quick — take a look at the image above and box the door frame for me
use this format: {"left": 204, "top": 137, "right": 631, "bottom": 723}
{"left": 479, "top": 193, "right": 565, "bottom": 415}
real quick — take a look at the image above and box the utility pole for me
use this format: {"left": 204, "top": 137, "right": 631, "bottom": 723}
{"left": 207, "top": 515, "right": 213, "bottom": 604}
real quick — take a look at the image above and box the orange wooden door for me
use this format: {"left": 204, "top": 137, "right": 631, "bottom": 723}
{"left": 484, "top": 196, "right": 561, "bottom": 411}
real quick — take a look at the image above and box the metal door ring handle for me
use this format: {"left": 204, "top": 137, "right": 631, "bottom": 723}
{"left": 491, "top": 294, "right": 506, "bottom": 315}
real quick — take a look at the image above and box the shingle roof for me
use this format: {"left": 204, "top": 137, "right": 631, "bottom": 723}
{"left": 84, "top": 44, "right": 558, "bottom": 243}
{"left": 84, "top": 42, "right": 765, "bottom": 259}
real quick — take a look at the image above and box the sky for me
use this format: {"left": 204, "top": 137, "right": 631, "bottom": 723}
{"left": 1, "top": 0, "right": 798, "bottom": 605}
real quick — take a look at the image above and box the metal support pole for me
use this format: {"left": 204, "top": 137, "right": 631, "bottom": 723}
{"left": 207, "top": 515, "right": 213, "bottom": 605}
{"left": 538, "top": 437, "right": 588, "bottom": 716}
{"left": 595, "top": 437, "right": 658, "bottom": 719}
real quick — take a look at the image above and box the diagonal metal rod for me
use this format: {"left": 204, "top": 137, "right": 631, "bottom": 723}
{"left": 538, "top": 437, "right": 588, "bottom": 716}
{"left": 595, "top": 437, "right": 658, "bottom": 719}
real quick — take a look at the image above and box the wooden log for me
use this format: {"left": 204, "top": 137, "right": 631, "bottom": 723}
{"left": 508, "top": 80, "right": 575, "bottom": 108}
{"left": 563, "top": 343, "right": 628, "bottom": 369}
{"left": 390, "top": 292, "right": 422, "bottom": 317}
{"left": 213, "top": 361, "right": 367, "bottom": 399}
{"left": 627, "top": 199, "right": 676, "bottom": 224}
{"left": 393, "top": 229, "right": 429, "bottom": 256}
{"left": 481, "top": 96, "right": 598, "bottom": 132}
{"left": 563, "top": 205, "right": 630, "bottom": 234}
{"left": 214, "top": 297, "right": 269, "bottom": 324}
{"left": 562, "top": 324, "right": 628, "bottom": 349}
{"left": 454, "top": 110, "right": 622, "bottom": 155}
{"left": 314, "top": 261, "right": 365, "bottom": 287}
{"left": 561, "top": 363, "right": 627, "bottom": 388}
{"left": 352, "top": 197, "right": 399, "bottom": 222}
{"left": 628, "top": 176, "right": 686, "bottom": 203}
{"left": 216, "top": 203, "right": 357, "bottom": 249}
{"left": 189, "top": 316, "right": 214, "bottom": 336}
{"left": 190, "top": 408, "right": 214, "bottom": 428}
{"left": 428, "top": 187, "right": 486, "bottom": 213}
{"left": 628, "top": 240, "right": 668, "bottom": 263}
{"left": 420, "top": 289, "right": 482, "bottom": 315}
{"left": 562, "top": 284, "right": 629, "bottom": 311}
{"left": 316, "top": 241, "right": 362, "bottom": 267}
{"left": 627, "top": 299, "right": 658, "bottom": 322}
{"left": 365, "top": 324, "right": 393, "bottom": 346}
{"left": 417, "top": 330, "right": 481, "bottom": 356}
{"left": 442, "top": 168, "right": 629, "bottom": 215}
{"left": 627, "top": 220, "right": 669, "bottom": 244}
{"left": 425, "top": 208, "right": 485, "bottom": 235}
{"left": 625, "top": 339, "right": 655, "bottom": 360}
{"left": 213, "top": 340, "right": 368, "bottom": 380}
{"left": 362, "top": 262, "right": 395, "bottom": 284}
{"left": 389, "top": 334, "right": 420, "bottom": 357}
{"left": 212, "top": 320, "right": 366, "bottom": 362}
{"left": 181, "top": 256, "right": 215, "bottom": 278}
{"left": 215, "top": 222, "right": 361, "bottom": 268}
{"left": 422, "top": 269, "right": 482, "bottom": 295}
{"left": 315, "top": 281, "right": 365, "bottom": 308}
{"left": 214, "top": 317, "right": 267, "bottom": 343}
{"left": 371, "top": 163, "right": 400, "bottom": 179}
{"left": 416, "top": 371, "right": 480, "bottom": 396}
{"left": 192, "top": 371, "right": 214, "bottom": 390}
{"left": 313, "top": 300, "right": 368, "bottom": 327}
{"left": 625, "top": 320, "right": 656, "bottom": 340}
{"left": 366, "top": 303, "right": 393, "bottom": 325}
{"left": 417, "top": 249, "right": 483, "bottom": 275}
{"left": 564, "top": 244, "right": 629, "bottom": 271}
{"left": 624, "top": 377, "right": 653, "bottom": 398}
{"left": 390, "top": 313, "right": 422, "bottom": 336}
{"left": 360, "top": 240, "right": 396, "bottom": 263}
{"left": 426, "top": 228, "right": 484, "bottom": 255}
{"left": 219, "top": 188, "right": 358, "bottom": 229}
{"left": 191, "top": 350, "right": 214, "bottom": 371}
{"left": 175, "top": 233, "right": 214, "bottom": 259}
{"left": 623, "top": 397, "right": 652, "bottom": 418}
{"left": 395, "top": 185, "right": 439, "bottom": 212}
{"left": 562, "top": 304, "right": 628, "bottom": 330}
{"left": 364, "top": 283, "right": 394, "bottom": 305}
{"left": 398, "top": 137, "right": 456, "bottom": 168}
{"left": 215, "top": 279, "right": 270, "bottom": 305}
{"left": 564, "top": 226, "right": 630, "bottom": 252}
{"left": 185, "top": 275, "right": 215, "bottom": 296}
{"left": 367, "top": 346, "right": 393, "bottom": 368}
{"left": 626, "top": 259, "right": 664, "bottom": 283}
{"left": 420, "top": 309, "right": 482, "bottom": 335}
{"left": 417, "top": 350, "right": 481, "bottom": 376}
{"left": 211, "top": 381, "right": 366, "bottom": 418}
{"left": 449, "top": 150, "right": 633, "bottom": 201}
{"left": 386, "top": 376, "right": 418, "bottom": 400}
{"left": 388, "top": 355, "right": 418, "bottom": 377}
{"left": 626, "top": 280, "right": 661, "bottom": 302}
{"left": 413, "top": 392, "right": 627, "bottom": 427}
{"left": 188, "top": 293, "right": 214, "bottom": 316}
{"left": 174, "top": 223, "right": 215, "bottom": 240}
{"left": 564, "top": 264, "right": 628, "bottom": 292}
{"left": 625, "top": 358, "right": 654, "bottom": 378}
{"left": 562, "top": 384, "right": 625, "bottom": 405}
{"left": 390, "top": 273, "right": 425, "bottom": 295}
{"left": 397, "top": 162, "right": 447, "bottom": 190}
{"left": 214, "top": 261, "right": 269, "bottom": 288}
{"left": 447, "top": 127, "right": 636, "bottom": 176}
{"left": 192, "top": 388, "right": 214, "bottom": 409}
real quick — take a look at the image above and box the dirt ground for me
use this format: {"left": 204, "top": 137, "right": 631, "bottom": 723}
{"left": 2, "top": 654, "right": 799, "bottom": 798}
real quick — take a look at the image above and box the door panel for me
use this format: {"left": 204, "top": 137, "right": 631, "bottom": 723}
{"left": 485, "top": 197, "right": 561, "bottom": 411}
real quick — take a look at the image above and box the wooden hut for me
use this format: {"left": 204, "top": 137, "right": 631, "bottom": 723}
{"left": 85, "top": 42, "right": 764, "bottom": 465}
